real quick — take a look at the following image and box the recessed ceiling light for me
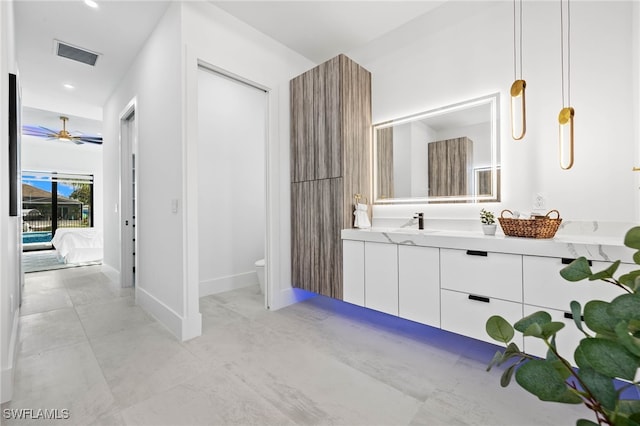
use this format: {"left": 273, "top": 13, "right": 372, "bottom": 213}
{"left": 63, "top": 83, "right": 75, "bottom": 89}
{"left": 84, "top": 0, "right": 98, "bottom": 9}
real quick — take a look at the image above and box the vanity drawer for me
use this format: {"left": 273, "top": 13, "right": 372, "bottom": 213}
{"left": 440, "top": 248, "right": 522, "bottom": 302}
{"left": 523, "top": 256, "right": 631, "bottom": 312}
{"left": 441, "top": 289, "right": 523, "bottom": 346}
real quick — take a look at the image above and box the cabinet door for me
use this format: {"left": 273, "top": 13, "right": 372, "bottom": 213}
{"left": 343, "top": 240, "right": 365, "bottom": 306}
{"left": 364, "top": 242, "right": 398, "bottom": 315}
{"left": 440, "top": 248, "right": 522, "bottom": 302}
{"left": 290, "top": 69, "right": 316, "bottom": 182}
{"left": 398, "top": 245, "right": 440, "bottom": 327}
{"left": 291, "top": 178, "right": 343, "bottom": 298}
{"left": 523, "top": 256, "right": 632, "bottom": 312}
{"left": 441, "top": 289, "right": 523, "bottom": 346}
{"left": 523, "top": 304, "right": 584, "bottom": 366}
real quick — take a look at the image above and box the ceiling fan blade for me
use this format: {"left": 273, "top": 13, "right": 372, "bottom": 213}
{"left": 76, "top": 135, "right": 103, "bottom": 144}
{"left": 72, "top": 139, "right": 85, "bottom": 145}
{"left": 36, "top": 125, "right": 59, "bottom": 133}
{"left": 22, "top": 125, "right": 56, "bottom": 138}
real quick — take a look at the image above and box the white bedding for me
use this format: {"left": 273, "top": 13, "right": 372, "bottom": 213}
{"left": 51, "top": 228, "right": 103, "bottom": 264}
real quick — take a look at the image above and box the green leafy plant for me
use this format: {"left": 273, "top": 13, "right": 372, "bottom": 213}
{"left": 486, "top": 226, "right": 640, "bottom": 426}
{"left": 480, "top": 208, "right": 496, "bottom": 225}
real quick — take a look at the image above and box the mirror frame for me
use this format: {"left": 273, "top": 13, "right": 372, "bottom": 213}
{"left": 372, "top": 93, "right": 500, "bottom": 204}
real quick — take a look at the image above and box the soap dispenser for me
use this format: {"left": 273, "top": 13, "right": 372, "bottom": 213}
{"left": 414, "top": 212, "right": 424, "bottom": 230}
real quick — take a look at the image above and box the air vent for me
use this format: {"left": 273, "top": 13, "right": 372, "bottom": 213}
{"left": 54, "top": 40, "right": 100, "bottom": 66}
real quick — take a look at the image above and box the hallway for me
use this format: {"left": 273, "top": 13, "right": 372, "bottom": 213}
{"left": 2, "top": 266, "right": 587, "bottom": 425}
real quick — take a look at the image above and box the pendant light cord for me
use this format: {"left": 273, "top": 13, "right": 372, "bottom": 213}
{"left": 560, "top": 0, "right": 571, "bottom": 108}
{"left": 513, "top": 0, "right": 523, "bottom": 81}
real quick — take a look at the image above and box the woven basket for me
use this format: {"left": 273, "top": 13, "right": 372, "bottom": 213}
{"left": 498, "top": 209, "right": 562, "bottom": 239}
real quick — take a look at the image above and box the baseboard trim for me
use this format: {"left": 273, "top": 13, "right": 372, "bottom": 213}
{"left": 199, "top": 271, "right": 258, "bottom": 297}
{"left": 269, "top": 286, "right": 315, "bottom": 311}
{"left": 136, "top": 287, "right": 184, "bottom": 340}
{"left": 1, "top": 308, "right": 20, "bottom": 403}
{"left": 101, "top": 263, "right": 120, "bottom": 285}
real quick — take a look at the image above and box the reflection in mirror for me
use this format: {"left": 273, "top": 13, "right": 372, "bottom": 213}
{"left": 373, "top": 93, "right": 500, "bottom": 204}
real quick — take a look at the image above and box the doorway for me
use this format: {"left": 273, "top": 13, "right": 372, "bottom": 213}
{"left": 196, "top": 66, "right": 268, "bottom": 304}
{"left": 120, "top": 102, "right": 137, "bottom": 288}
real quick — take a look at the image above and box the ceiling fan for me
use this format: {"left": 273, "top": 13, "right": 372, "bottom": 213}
{"left": 22, "top": 116, "right": 103, "bottom": 145}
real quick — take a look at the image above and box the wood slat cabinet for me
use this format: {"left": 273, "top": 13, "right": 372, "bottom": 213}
{"left": 291, "top": 54, "right": 371, "bottom": 299}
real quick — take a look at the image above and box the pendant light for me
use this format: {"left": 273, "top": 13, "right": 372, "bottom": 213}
{"left": 510, "top": 0, "right": 526, "bottom": 140}
{"left": 558, "top": 0, "right": 574, "bottom": 170}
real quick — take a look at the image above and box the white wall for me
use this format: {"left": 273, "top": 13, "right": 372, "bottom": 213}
{"left": 103, "top": 1, "right": 314, "bottom": 340}
{"left": 0, "top": 0, "right": 21, "bottom": 404}
{"left": 103, "top": 2, "right": 186, "bottom": 337}
{"left": 350, "top": 1, "right": 638, "bottom": 223}
{"left": 21, "top": 136, "right": 103, "bottom": 228}
{"left": 181, "top": 1, "right": 315, "bottom": 318}
{"left": 197, "top": 68, "right": 266, "bottom": 296}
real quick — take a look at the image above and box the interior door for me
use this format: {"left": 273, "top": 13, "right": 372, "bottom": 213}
{"left": 120, "top": 108, "right": 137, "bottom": 288}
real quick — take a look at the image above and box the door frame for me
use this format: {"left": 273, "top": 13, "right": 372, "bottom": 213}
{"left": 119, "top": 97, "right": 137, "bottom": 289}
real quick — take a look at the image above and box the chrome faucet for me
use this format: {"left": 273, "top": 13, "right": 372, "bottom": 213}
{"left": 414, "top": 212, "right": 424, "bottom": 230}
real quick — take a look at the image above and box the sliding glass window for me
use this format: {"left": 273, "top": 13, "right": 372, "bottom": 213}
{"left": 22, "top": 171, "right": 94, "bottom": 250}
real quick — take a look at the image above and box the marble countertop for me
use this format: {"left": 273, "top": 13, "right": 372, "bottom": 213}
{"left": 341, "top": 227, "right": 637, "bottom": 264}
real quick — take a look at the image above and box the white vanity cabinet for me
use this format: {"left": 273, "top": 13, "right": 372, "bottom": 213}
{"left": 341, "top": 227, "right": 635, "bottom": 353}
{"left": 440, "top": 248, "right": 523, "bottom": 345}
{"left": 398, "top": 245, "right": 440, "bottom": 327}
{"left": 364, "top": 242, "right": 399, "bottom": 315}
{"left": 522, "top": 256, "right": 637, "bottom": 364}
{"left": 343, "top": 240, "right": 365, "bottom": 306}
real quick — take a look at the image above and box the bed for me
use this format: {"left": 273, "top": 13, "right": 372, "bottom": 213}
{"left": 51, "top": 227, "right": 103, "bottom": 264}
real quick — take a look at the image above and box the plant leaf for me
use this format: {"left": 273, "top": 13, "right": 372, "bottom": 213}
{"left": 615, "top": 321, "right": 640, "bottom": 358}
{"left": 577, "top": 366, "right": 617, "bottom": 411}
{"left": 560, "top": 257, "right": 593, "bottom": 282}
{"left": 500, "top": 364, "right": 516, "bottom": 387}
{"left": 620, "top": 271, "right": 640, "bottom": 292}
{"left": 576, "top": 420, "right": 599, "bottom": 426}
{"left": 515, "top": 359, "right": 582, "bottom": 403}
{"left": 574, "top": 343, "right": 594, "bottom": 370}
{"left": 618, "top": 400, "right": 640, "bottom": 417}
{"left": 486, "top": 316, "right": 514, "bottom": 343}
{"left": 486, "top": 350, "right": 503, "bottom": 372}
{"left": 514, "top": 311, "right": 552, "bottom": 334}
{"left": 523, "top": 322, "right": 544, "bottom": 338}
{"left": 584, "top": 300, "right": 619, "bottom": 336}
{"left": 624, "top": 227, "right": 640, "bottom": 250}
{"left": 609, "top": 294, "right": 640, "bottom": 321}
{"left": 633, "top": 251, "right": 640, "bottom": 266}
{"left": 589, "top": 260, "right": 621, "bottom": 281}
{"left": 540, "top": 322, "right": 566, "bottom": 339}
{"left": 570, "top": 301, "right": 586, "bottom": 334}
{"left": 579, "top": 338, "right": 640, "bottom": 381}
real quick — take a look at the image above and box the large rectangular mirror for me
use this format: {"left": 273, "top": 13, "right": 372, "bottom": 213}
{"left": 373, "top": 93, "right": 500, "bottom": 204}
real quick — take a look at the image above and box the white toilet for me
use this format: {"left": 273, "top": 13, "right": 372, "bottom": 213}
{"left": 254, "top": 258, "right": 265, "bottom": 294}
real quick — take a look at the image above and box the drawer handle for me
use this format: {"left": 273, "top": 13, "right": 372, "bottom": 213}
{"left": 468, "top": 294, "right": 490, "bottom": 303}
{"left": 466, "top": 250, "right": 488, "bottom": 257}
{"left": 561, "top": 258, "right": 592, "bottom": 266}
{"left": 564, "top": 312, "right": 585, "bottom": 321}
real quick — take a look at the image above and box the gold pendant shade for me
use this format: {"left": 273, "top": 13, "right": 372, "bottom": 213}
{"left": 558, "top": 107, "right": 574, "bottom": 170}
{"left": 510, "top": 79, "right": 526, "bottom": 140}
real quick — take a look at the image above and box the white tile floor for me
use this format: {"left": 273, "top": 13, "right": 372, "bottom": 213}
{"left": 2, "top": 265, "right": 590, "bottom": 425}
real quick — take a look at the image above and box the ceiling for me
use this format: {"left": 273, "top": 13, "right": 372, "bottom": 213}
{"left": 14, "top": 0, "right": 446, "bottom": 130}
